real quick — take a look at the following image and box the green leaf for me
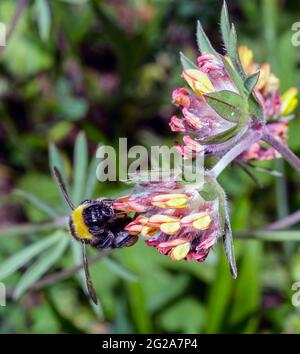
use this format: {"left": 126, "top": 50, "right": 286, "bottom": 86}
{"left": 223, "top": 219, "right": 237, "bottom": 279}
{"left": 225, "top": 23, "right": 245, "bottom": 79}
{"left": 58, "top": 97, "right": 88, "bottom": 121}
{"left": 222, "top": 57, "right": 245, "bottom": 96}
{"left": 205, "top": 177, "right": 237, "bottom": 278}
{"left": 35, "top": 0, "right": 51, "bottom": 41}
{"left": 237, "top": 162, "right": 263, "bottom": 188}
{"left": 220, "top": 1, "right": 231, "bottom": 50}
{"left": 102, "top": 258, "right": 139, "bottom": 282}
{"left": 84, "top": 155, "right": 99, "bottom": 200}
{"left": 72, "top": 132, "right": 88, "bottom": 205}
{"left": 179, "top": 52, "right": 198, "bottom": 70}
{"left": 196, "top": 20, "right": 219, "bottom": 58}
{"left": 205, "top": 248, "right": 233, "bottom": 333}
{"left": 123, "top": 246, "right": 152, "bottom": 333}
{"left": 244, "top": 72, "right": 260, "bottom": 93}
{"left": 158, "top": 298, "right": 206, "bottom": 333}
{"left": 215, "top": 180, "right": 237, "bottom": 278}
{"left": 14, "top": 189, "right": 59, "bottom": 219}
{"left": 228, "top": 240, "right": 262, "bottom": 332}
{"left": 3, "top": 38, "right": 52, "bottom": 78}
{"left": 0, "top": 233, "right": 61, "bottom": 280}
{"left": 201, "top": 124, "right": 239, "bottom": 145}
{"left": 13, "top": 235, "right": 69, "bottom": 299}
{"left": 204, "top": 90, "right": 247, "bottom": 123}
{"left": 49, "top": 143, "right": 69, "bottom": 190}
{"left": 240, "top": 230, "right": 300, "bottom": 241}
{"left": 248, "top": 94, "right": 264, "bottom": 121}
{"left": 0, "top": 219, "right": 65, "bottom": 238}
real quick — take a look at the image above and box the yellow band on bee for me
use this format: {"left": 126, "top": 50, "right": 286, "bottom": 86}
{"left": 72, "top": 205, "right": 94, "bottom": 241}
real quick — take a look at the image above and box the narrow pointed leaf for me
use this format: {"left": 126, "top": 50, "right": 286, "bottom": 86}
{"left": 13, "top": 235, "right": 69, "bottom": 299}
{"left": 220, "top": 1, "right": 231, "bottom": 49}
{"left": 14, "top": 189, "right": 59, "bottom": 219}
{"left": 238, "top": 230, "right": 300, "bottom": 242}
{"left": 0, "top": 233, "right": 61, "bottom": 280}
{"left": 217, "top": 180, "right": 237, "bottom": 278}
{"left": 237, "top": 163, "right": 263, "bottom": 188}
{"left": 180, "top": 52, "right": 198, "bottom": 70}
{"left": 249, "top": 94, "right": 264, "bottom": 121}
{"left": 206, "top": 178, "right": 237, "bottom": 279}
{"left": 201, "top": 124, "right": 239, "bottom": 145}
{"left": 196, "top": 20, "right": 219, "bottom": 57}
{"left": 244, "top": 72, "right": 260, "bottom": 93}
{"left": 102, "top": 258, "right": 139, "bottom": 282}
{"left": 251, "top": 165, "right": 283, "bottom": 177}
{"left": 223, "top": 220, "right": 237, "bottom": 278}
{"left": 72, "top": 132, "right": 88, "bottom": 205}
{"left": 227, "top": 24, "right": 245, "bottom": 78}
{"left": 222, "top": 57, "right": 245, "bottom": 96}
{"left": 84, "top": 154, "right": 100, "bottom": 200}
{"left": 49, "top": 143, "right": 69, "bottom": 190}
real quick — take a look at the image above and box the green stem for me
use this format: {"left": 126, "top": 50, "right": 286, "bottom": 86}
{"left": 209, "top": 129, "right": 262, "bottom": 178}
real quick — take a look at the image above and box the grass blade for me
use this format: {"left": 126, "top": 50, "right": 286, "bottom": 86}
{"left": 239, "top": 230, "right": 300, "bottom": 241}
{"left": 13, "top": 235, "right": 69, "bottom": 299}
{"left": 102, "top": 258, "right": 139, "bottom": 282}
{"left": 84, "top": 155, "right": 99, "bottom": 200}
{"left": 72, "top": 132, "right": 88, "bottom": 205}
{"left": 14, "top": 189, "right": 59, "bottom": 219}
{"left": 0, "top": 233, "right": 61, "bottom": 280}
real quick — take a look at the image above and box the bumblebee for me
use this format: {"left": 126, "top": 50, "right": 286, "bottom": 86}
{"left": 53, "top": 167, "right": 137, "bottom": 304}
{"left": 68, "top": 198, "right": 137, "bottom": 249}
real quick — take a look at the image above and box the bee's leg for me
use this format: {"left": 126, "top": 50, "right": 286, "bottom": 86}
{"left": 91, "top": 231, "right": 114, "bottom": 249}
{"left": 113, "top": 231, "right": 139, "bottom": 248}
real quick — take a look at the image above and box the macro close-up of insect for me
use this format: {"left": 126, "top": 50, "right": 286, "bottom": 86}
{"left": 53, "top": 167, "right": 138, "bottom": 304}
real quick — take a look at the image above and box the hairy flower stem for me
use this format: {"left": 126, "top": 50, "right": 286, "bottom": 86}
{"left": 209, "top": 129, "right": 263, "bottom": 178}
{"left": 262, "top": 132, "right": 300, "bottom": 173}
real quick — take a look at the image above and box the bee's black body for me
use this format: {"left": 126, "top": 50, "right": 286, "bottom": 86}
{"left": 69, "top": 199, "right": 137, "bottom": 249}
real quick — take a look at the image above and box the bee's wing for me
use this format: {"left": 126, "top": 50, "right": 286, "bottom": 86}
{"left": 82, "top": 242, "right": 98, "bottom": 305}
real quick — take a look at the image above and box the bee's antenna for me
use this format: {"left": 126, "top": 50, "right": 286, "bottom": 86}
{"left": 82, "top": 242, "right": 98, "bottom": 305}
{"left": 53, "top": 166, "right": 75, "bottom": 210}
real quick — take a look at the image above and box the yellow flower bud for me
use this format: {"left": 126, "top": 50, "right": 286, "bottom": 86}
{"left": 192, "top": 214, "right": 212, "bottom": 230}
{"left": 170, "top": 242, "right": 191, "bottom": 261}
{"left": 281, "top": 87, "right": 298, "bottom": 116}
{"left": 182, "top": 69, "right": 214, "bottom": 95}
{"left": 160, "top": 222, "right": 181, "bottom": 235}
{"left": 141, "top": 225, "right": 157, "bottom": 237}
{"left": 149, "top": 214, "right": 180, "bottom": 224}
{"left": 238, "top": 45, "right": 254, "bottom": 69}
{"left": 166, "top": 197, "right": 188, "bottom": 209}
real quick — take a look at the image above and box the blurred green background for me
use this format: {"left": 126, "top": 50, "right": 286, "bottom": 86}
{"left": 0, "top": 0, "right": 300, "bottom": 334}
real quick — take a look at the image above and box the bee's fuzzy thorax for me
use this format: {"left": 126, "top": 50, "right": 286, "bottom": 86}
{"left": 70, "top": 204, "right": 94, "bottom": 241}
